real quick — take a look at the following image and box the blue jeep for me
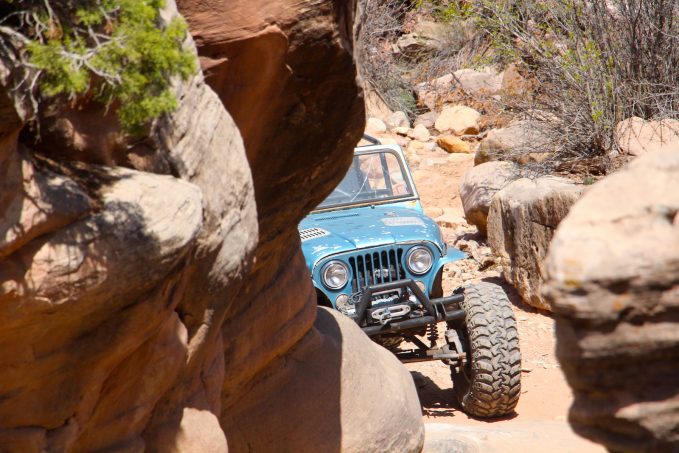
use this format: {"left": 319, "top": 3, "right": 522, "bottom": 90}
{"left": 299, "top": 136, "right": 521, "bottom": 418}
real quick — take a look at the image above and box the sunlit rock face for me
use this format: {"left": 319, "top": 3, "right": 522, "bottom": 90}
{"left": 545, "top": 150, "right": 679, "bottom": 451}
{"left": 177, "top": 2, "right": 424, "bottom": 452}
{"left": 1, "top": 1, "right": 424, "bottom": 452}
{"left": 488, "top": 176, "right": 587, "bottom": 311}
{"left": 0, "top": 9, "right": 257, "bottom": 450}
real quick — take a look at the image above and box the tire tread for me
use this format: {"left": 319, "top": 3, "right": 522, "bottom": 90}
{"left": 451, "top": 282, "right": 522, "bottom": 418}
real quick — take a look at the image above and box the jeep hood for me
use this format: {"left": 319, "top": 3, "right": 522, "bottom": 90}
{"left": 299, "top": 205, "right": 445, "bottom": 268}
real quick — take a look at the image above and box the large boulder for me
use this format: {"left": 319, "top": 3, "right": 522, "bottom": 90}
{"left": 222, "top": 308, "right": 425, "bottom": 453}
{"left": 614, "top": 116, "right": 679, "bottom": 156}
{"left": 435, "top": 105, "right": 480, "bottom": 135}
{"left": 0, "top": 78, "right": 247, "bottom": 452}
{"left": 454, "top": 67, "right": 503, "bottom": 95}
{"left": 544, "top": 150, "right": 679, "bottom": 451}
{"left": 0, "top": 15, "right": 258, "bottom": 449}
{"left": 488, "top": 177, "right": 587, "bottom": 310}
{"left": 0, "top": 7, "right": 255, "bottom": 449}
{"left": 475, "top": 120, "right": 551, "bottom": 165}
{"left": 178, "top": 1, "right": 425, "bottom": 452}
{"left": 460, "top": 161, "right": 520, "bottom": 235}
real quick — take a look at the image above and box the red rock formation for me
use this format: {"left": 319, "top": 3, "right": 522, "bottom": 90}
{"left": 487, "top": 176, "right": 587, "bottom": 311}
{"left": 0, "top": 1, "right": 425, "bottom": 452}
{"left": 176, "top": 3, "right": 423, "bottom": 452}
{"left": 545, "top": 150, "right": 679, "bottom": 451}
{"left": 0, "top": 40, "right": 256, "bottom": 452}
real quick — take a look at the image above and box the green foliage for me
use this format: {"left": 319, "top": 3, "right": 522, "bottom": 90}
{"left": 415, "top": 0, "right": 472, "bottom": 22}
{"left": 28, "top": 39, "right": 90, "bottom": 95}
{"left": 388, "top": 86, "right": 418, "bottom": 116}
{"left": 433, "top": 2, "right": 472, "bottom": 22}
{"left": 7, "top": 0, "right": 196, "bottom": 134}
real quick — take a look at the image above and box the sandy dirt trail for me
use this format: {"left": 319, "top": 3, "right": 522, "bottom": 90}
{"left": 407, "top": 151, "right": 604, "bottom": 452}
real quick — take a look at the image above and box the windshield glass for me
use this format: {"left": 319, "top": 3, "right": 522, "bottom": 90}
{"left": 316, "top": 150, "right": 414, "bottom": 209}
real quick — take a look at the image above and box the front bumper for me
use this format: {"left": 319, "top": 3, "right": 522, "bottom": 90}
{"left": 352, "top": 279, "right": 465, "bottom": 336}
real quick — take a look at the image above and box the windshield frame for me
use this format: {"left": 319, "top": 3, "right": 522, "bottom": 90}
{"left": 312, "top": 146, "right": 420, "bottom": 213}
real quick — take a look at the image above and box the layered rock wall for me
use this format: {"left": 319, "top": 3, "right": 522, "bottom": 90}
{"left": 0, "top": 1, "right": 425, "bottom": 452}
{"left": 175, "top": 3, "right": 424, "bottom": 451}
{"left": 545, "top": 150, "right": 679, "bottom": 451}
{"left": 488, "top": 177, "right": 586, "bottom": 310}
{"left": 0, "top": 44, "right": 257, "bottom": 452}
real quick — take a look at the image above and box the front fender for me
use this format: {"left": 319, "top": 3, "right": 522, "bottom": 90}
{"left": 436, "top": 246, "right": 466, "bottom": 272}
{"left": 429, "top": 246, "right": 466, "bottom": 297}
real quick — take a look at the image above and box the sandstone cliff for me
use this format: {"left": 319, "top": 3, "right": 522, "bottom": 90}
{"left": 0, "top": 1, "right": 424, "bottom": 452}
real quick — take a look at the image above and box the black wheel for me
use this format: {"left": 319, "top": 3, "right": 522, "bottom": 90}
{"left": 451, "top": 282, "right": 521, "bottom": 418}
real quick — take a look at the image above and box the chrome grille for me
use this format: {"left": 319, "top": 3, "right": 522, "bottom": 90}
{"left": 349, "top": 247, "right": 406, "bottom": 293}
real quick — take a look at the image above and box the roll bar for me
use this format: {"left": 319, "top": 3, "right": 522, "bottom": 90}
{"left": 361, "top": 134, "right": 382, "bottom": 146}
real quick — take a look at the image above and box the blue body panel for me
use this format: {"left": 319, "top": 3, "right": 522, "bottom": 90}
{"left": 301, "top": 203, "right": 440, "bottom": 267}
{"left": 300, "top": 198, "right": 466, "bottom": 308}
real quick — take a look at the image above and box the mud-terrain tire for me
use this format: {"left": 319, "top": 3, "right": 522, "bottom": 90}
{"left": 451, "top": 282, "right": 521, "bottom": 418}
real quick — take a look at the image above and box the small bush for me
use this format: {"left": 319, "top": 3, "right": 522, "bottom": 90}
{"left": 358, "top": 0, "right": 421, "bottom": 117}
{"left": 0, "top": 0, "right": 196, "bottom": 134}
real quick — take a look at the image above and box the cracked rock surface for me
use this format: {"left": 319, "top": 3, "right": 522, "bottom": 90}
{"left": 487, "top": 176, "right": 587, "bottom": 311}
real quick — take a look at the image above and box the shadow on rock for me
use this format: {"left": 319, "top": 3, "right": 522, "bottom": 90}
{"left": 481, "top": 275, "right": 554, "bottom": 317}
{"left": 411, "top": 370, "right": 460, "bottom": 418}
{"left": 222, "top": 307, "right": 425, "bottom": 453}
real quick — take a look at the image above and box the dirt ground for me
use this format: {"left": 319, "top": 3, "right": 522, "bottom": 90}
{"left": 407, "top": 152, "right": 605, "bottom": 452}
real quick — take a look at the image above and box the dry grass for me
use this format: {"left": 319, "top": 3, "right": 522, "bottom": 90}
{"left": 472, "top": 0, "right": 679, "bottom": 161}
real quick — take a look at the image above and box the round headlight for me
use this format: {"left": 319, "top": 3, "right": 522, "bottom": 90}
{"left": 321, "top": 260, "right": 349, "bottom": 290}
{"left": 406, "top": 246, "right": 433, "bottom": 275}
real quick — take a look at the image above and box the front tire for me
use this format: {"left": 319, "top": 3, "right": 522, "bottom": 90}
{"left": 451, "top": 282, "right": 521, "bottom": 418}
